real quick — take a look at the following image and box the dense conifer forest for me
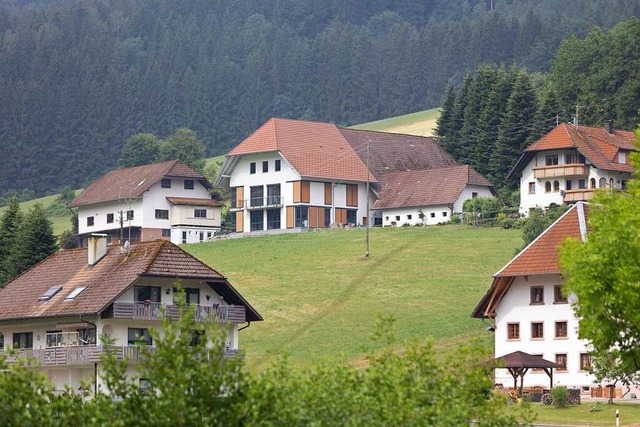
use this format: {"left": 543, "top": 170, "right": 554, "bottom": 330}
{"left": 1, "top": 0, "right": 639, "bottom": 199}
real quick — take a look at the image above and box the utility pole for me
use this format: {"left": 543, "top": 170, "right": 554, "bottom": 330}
{"left": 365, "top": 139, "right": 370, "bottom": 259}
{"left": 119, "top": 210, "right": 124, "bottom": 244}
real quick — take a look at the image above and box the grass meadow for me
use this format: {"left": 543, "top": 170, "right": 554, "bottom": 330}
{"left": 351, "top": 108, "right": 440, "bottom": 136}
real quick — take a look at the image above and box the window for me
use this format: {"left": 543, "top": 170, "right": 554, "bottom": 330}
{"left": 530, "top": 286, "right": 544, "bottom": 305}
{"left": 87, "top": 216, "right": 94, "bottom": 227}
{"left": 250, "top": 186, "right": 264, "bottom": 207}
{"left": 250, "top": 162, "right": 256, "bottom": 174}
{"left": 395, "top": 215, "right": 400, "bottom": 221}
{"left": 262, "top": 161, "right": 268, "bottom": 173}
{"left": 555, "top": 354, "right": 567, "bottom": 371}
{"left": 65, "top": 286, "right": 86, "bottom": 301}
{"left": 472, "top": 192, "right": 478, "bottom": 198}
{"left": 107, "top": 213, "right": 114, "bottom": 224}
{"left": 531, "top": 322, "right": 544, "bottom": 339}
{"left": 267, "top": 184, "right": 281, "bottom": 205}
{"left": 295, "top": 206, "right": 309, "bottom": 228}
{"left": 622, "top": 180, "right": 628, "bottom": 190}
{"left": 173, "top": 287, "right": 199, "bottom": 305}
{"left": 190, "top": 330, "right": 205, "bottom": 347}
{"left": 184, "top": 179, "right": 194, "bottom": 190}
{"left": 545, "top": 155, "right": 559, "bottom": 165}
{"left": 346, "top": 209, "right": 357, "bottom": 225}
{"left": 39, "top": 286, "right": 62, "bottom": 301}
{"left": 162, "top": 229, "right": 171, "bottom": 238}
{"left": 155, "top": 209, "right": 169, "bottom": 219}
{"left": 528, "top": 182, "right": 535, "bottom": 194}
{"left": 78, "top": 328, "right": 96, "bottom": 345}
{"left": 442, "top": 211, "right": 448, "bottom": 217}
{"left": 194, "top": 209, "right": 207, "bottom": 218}
{"left": 385, "top": 216, "right": 389, "bottom": 221}
{"left": 275, "top": 159, "right": 281, "bottom": 171}
{"left": 555, "top": 321, "right": 568, "bottom": 338}
{"left": 565, "top": 153, "right": 576, "bottom": 164}
{"left": 599, "top": 178, "right": 607, "bottom": 188}
{"left": 507, "top": 323, "right": 520, "bottom": 340}
{"left": 127, "top": 210, "right": 134, "bottom": 220}
{"left": 134, "top": 286, "right": 161, "bottom": 303}
{"left": 578, "top": 179, "right": 586, "bottom": 189}
{"left": 325, "top": 208, "right": 331, "bottom": 228}
{"left": 619, "top": 151, "right": 627, "bottom": 164}
{"left": 199, "top": 232, "right": 204, "bottom": 242}
{"left": 250, "top": 210, "right": 264, "bottom": 231}
{"left": 590, "top": 178, "right": 596, "bottom": 189}
{"left": 407, "top": 214, "right": 412, "bottom": 220}
{"left": 554, "top": 285, "right": 568, "bottom": 304}
{"left": 430, "top": 212, "right": 435, "bottom": 218}
{"left": 182, "top": 231, "right": 187, "bottom": 244}
{"left": 161, "top": 178, "right": 171, "bottom": 188}
{"left": 544, "top": 181, "right": 551, "bottom": 193}
{"left": 128, "top": 328, "right": 152, "bottom": 346}
{"left": 565, "top": 180, "right": 572, "bottom": 191}
{"left": 553, "top": 180, "right": 560, "bottom": 192}
{"left": 267, "top": 209, "right": 281, "bottom": 230}
{"left": 580, "top": 353, "right": 591, "bottom": 370}
{"left": 13, "top": 332, "right": 33, "bottom": 349}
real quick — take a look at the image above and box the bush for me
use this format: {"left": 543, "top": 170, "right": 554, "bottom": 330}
{"left": 551, "top": 386, "right": 570, "bottom": 408}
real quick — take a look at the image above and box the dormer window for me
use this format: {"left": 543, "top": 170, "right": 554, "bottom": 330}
{"left": 161, "top": 178, "right": 171, "bottom": 188}
{"left": 39, "top": 286, "right": 62, "bottom": 302}
{"left": 619, "top": 151, "right": 627, "bottom": 164}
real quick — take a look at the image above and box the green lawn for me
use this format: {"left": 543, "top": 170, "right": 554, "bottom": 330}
{"left": 185, "top": 225, "right": 522, "bottom": 370}
{"left": 0, "top": 192, "right": 79, "bottom": 236}
{"left": 351, "top": 108, "right": 440, "bottom": 136}
{"left": 509, "top": 402, "right": 640, "bottom": 426}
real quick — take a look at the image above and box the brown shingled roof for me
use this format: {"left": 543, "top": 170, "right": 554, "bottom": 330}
{"left": 372, "top": 166, "right": 494, "bottom": 210}
{"left": 471, "top": 203, "right": 588, "bottom": 318}
{"left": 69, "top": 160, "right": 209, "bottom": 208}
{"left": 0, "top": 240, "right": 262, "bottom": 322}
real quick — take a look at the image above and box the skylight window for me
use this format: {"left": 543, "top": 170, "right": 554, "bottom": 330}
{"left": 39, "top": 286, "right": 62, "bottom": 302}
{"left": 65, "top": 287, "right": 87, "bottom": 301}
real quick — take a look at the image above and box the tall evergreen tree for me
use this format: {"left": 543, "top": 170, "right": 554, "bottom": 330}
{"left": 434, "top": 83, "right": 456, "bottom": 139}
{"left": 0, "top": 196, "right": 22, "bottom": 285}
{"left": 490, "top": 72, "right": 538, "bottom": 189}
{"left": 443, "top": 72, "right": 473, "bottom": 161}
{"left": 527, "top": 90, "right": 562, "bottom": 146}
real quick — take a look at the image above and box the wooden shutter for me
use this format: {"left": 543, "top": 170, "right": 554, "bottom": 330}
{"left": 309, "top": 207, "right": 318, "bottom": 228}
{"left": 335, "top": 208, "right": 346, "bottom": 224}
{"left": 301, "top": 181, "right": 310, "bottom": 203}
{"left": 318, "top": 208, "right": 326, "bottom": 228}
{"left": 346, "top": 184, "right": 358, "bottom": 207}
{"left": 235, "top": 187, "right": 244, "bottom": 208}
{"left": 324, "top": 182, "right": 332, "bottom": 205}
{"left": 235, "top": 211, "right": 244, "bottom": 233}
{"left": 286, "top": 206, "right": 294, "bottom": 228}
{"left": 293, "top": 181, "right": 301, "bottom": 203}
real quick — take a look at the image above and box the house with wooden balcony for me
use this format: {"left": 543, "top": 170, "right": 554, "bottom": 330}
{"left": 0, "top": 235, "right": 262, "bottom": 394}
{"left": 215, "top": 118, "right": 495, "bottom": 232}
{"left": 69, "top": 159, "right": 223, "bottom": 246}
{"left": 508, "top": 122, "right": 636, "bottom": 216}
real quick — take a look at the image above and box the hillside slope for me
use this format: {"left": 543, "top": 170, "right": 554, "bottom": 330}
{"left": 185, "top": 226, "right": 521, "bottom": 369}
{"left": 351, "top": 108, "right": 440, "bottom": 136}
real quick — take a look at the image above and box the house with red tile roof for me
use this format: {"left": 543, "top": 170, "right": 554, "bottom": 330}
{"left": 472, "top": 202, "right": 597, "bottom": 392}
{"left": 215, "top": 118, "right": 494, "bottom": 232}
{"left": 69, "top": 160, "right": 223, "bottom": 245}
{"left": 0, "top": 235, "right": 262, "bottom": 394}
{"left": 509, "top": 122, "right": 636, "bottom": 216}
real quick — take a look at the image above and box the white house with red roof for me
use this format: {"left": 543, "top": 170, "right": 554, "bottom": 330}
{"left": 70, "top": 160, "right": 222, "bottom": 245}
{"left": 215, "top": 118, "right": 495, "bottom": 232}
{"left": 472, "top": 203, "right": 597, "bottom": 393}
{"left": 0, "top": 235, "right": 262, "bottom": 394}
{"left": 509, "top": 122, "right": 636, "bottom": 216}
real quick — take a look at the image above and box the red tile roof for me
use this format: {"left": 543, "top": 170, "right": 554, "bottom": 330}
{"left": 166, "top": 197, "right": 223, "bottom": 207}
{"left": 510, "top": 123, "right": 636, "bottom": 178}
{"left": 471, "top": 203, "right": 588, "bottom": 318}
{"left": 69, "top": 160, "right": 209, "bottom": 208}
{"left": 228, "top": 118, "right": 373, "bottom": 182}
{"left": 0, "top": 240, "right": 262, "bottom": 322}
{"left": 372, "top": 166, "right": 494, "bottom": 210}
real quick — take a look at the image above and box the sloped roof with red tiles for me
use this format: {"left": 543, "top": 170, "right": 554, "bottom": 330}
{"left": 340, "top": 128, "right": 459, "bottom": 179}
{"left": 69, "top": 160, "right": 210, "bottom": 208}
{"left": 510, "top": 123, "right": 636, "bottom": 179}
{"left": 471, "top": 203, "right": 588, "bottom": 318}
{"left": 372, "top": 166, "right": 494, "bottom": 210}
{"left": 0, "top": 240, "right": 262, "bottom": 322}
{"left": 166, "top": 197, "right": 223, "bottom": 207}
{"left": 227, "top": 118, "right": 373, "bottom": 182}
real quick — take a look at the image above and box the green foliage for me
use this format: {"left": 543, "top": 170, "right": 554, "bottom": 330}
{"left": 561, "top": 129, "right": 640, "bottom": 377}
{"left": 119, "top": 133, "right": 161, "bottom": 168}
{"left": 550, "top": 386, "right": 569, "bottom": 408}
{"left": 589, "top": 401, "right": 604, "bottom": 412}
{"left": 0, "top": 196, "right": 23, "bottom": 284}
{"left": 587, "top": 350, "right": 640, "bottom": 404}
{"left": 520, "top": 204, "right": 568, "bottom": 251}
{"left": 158, "top": 128, "right": 207, "bottom": 172}
{"left": 463, "top": 197, "right": 505, "bottom": 226}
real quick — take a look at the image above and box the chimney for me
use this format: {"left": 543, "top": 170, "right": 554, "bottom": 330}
{"left": 88, "top": 234, "right": 108, "bottom": 266}
{"left": 605, "top": 120, "right": 614, "bottom": 134}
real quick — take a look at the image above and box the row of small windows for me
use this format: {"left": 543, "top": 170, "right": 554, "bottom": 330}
{"left": 250, "top": 160, "right": 281, "bottom": 174}
{"left": 87, "top": 210, "right": 133, "bottom": 227}
{"left": 507, "top": 320, "right": 569, "bottom": 340}
{"left": 529, "top": 178, "right": 626, "bottom": 194}
{"left": 88, "top": 208, "right": 210, "bottom": 226}
{"left": 385, "top": 211, "right": 447, "bottom": 222}
{"left": 526, "top": 353, "right": 591, "bottom": 373}
{"left": 161, "top": 178, "right": 195, "bottom": 190}
{"left": 530, "top": 285, "right": 568, "bottom": 305}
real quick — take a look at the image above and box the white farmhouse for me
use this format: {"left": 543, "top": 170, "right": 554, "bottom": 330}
{"left": 69, "top": 160, "right": 222, "bottom": 245}
{"left": 509, "top": 122, "right": 635, "bottom": 216}
{"left": 0, "top": 235, "right": 262, "bottom": 394}
{"left": 215, "top": 118, "right": 495, "bottom": 232}
{"left": 472, "top": 203, "right": 596, "bottom": 394}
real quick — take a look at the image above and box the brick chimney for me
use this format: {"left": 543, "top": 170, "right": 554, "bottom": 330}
{"left": 87, "top": 234, "right": 108, "bottom": 266}
{"left": 604, "top": 120, "right": 614, "bottom": 134}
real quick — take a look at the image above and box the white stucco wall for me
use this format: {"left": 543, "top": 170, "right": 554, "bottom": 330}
{"left": 380, "top": 205, "right": 452, "bottom": 226}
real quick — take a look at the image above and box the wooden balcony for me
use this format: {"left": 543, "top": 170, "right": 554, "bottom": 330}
{"left": 107, "top": 302, "right": 246, "bottom": 323}
{"left": 532, "top": 163, "right": 589, "bottom": 179}
{"left": 3, "top": 346, "right": 241, "bottom": 367}
{"left": 563, "top": 189, "right": 596, "bottom": 203}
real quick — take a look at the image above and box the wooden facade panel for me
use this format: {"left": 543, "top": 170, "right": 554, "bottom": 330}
{"left": 293, "top": 181, "right": 301, "bottom": 203}
{"left": 235, "top": 187, "right": 244, "bottom": 208}
{"left": 236, "top": 211, "right": 244, "bottom": 233}
{"left": 324, "top": 182, "right": 332, "bottom": 205}
{"left": 335, "top": 208, "right": 347, "bottom": 224}
{"left": 309, "top": 207, "right": 318, "bottom": 228}
{"left": 301, "top": 181, "right": 310, "bottom": 203}
{"left": 318, "top": 207, "right": 326, "bottom": 228}
{"left": 286, "top": 206, "right": 294, "bottom": 228}
{"left": 346, "top": 184, "right": 358, "bottom": 207}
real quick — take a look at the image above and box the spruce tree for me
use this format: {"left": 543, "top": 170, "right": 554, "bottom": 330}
{"left": 443, "top": 72, "right": 473, "bottom": 161}
{"left": 490, "top": 72, "right": 537, "bottom": 189}
{"left": 526, "top": 90, "right": 562, "bottom": 146}
{"left": 0, "top": 196, "right": 22, "bottom": 285}
{"left": 434, "top": 83, "right": 456, "bottom": 139}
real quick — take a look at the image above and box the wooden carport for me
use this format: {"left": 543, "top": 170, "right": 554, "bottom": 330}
{"left": 494, "top": 351, "right": 561, "bottom": 397}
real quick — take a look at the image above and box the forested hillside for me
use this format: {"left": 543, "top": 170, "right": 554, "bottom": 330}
{"left": 0, "top": 0, "right": 638, "bottom": 199}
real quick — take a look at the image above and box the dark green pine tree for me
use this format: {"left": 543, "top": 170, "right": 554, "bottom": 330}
{"left": 434, "top": 83, "right": 456, "bottom": 139}
{"left": 442, "top": 72, "right": 474, "bottom": 161}
{"left": 490, "top": 72, "right": 538, "bottom": 190}
{"left": 8, "top": 203, "right": 58, "bottom": 280}
{"left": 526, "top": 90, "right": 562, "bottom": 147}
{"left": 0, "top": 196, "right": 23, "bottom": 286}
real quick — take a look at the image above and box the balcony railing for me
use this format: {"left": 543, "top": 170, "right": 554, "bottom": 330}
{"left": 232, "top": 196, "right": 282, "bottom": 210}
{"left": 5, "top": 345, "right": 241, "bottom": 366}
{"left": 532, "top": 163, "right": 589, "bottom": 179}
{"left": 108, "top": 302, "right": 246, "bottom": 323}
{"left": 563, "top": 188, "right": 597, "bottom": 203}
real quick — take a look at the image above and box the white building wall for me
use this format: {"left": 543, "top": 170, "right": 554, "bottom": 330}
{"left": 494, "top": 275, "right": 595, "bottom": 389}
{"left": 453, "top": 185, "right": 495, "bottom": 212}
{"left": 381, "top": 205, "right": 452, "bottom": 226}
{"left": 141, "top": 178, "right": 212, "bottom": 229}
{"left": 78, "top": 199, "right": 144, "bottom": 235}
